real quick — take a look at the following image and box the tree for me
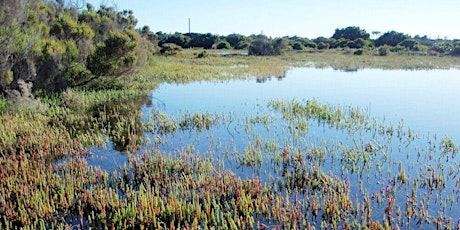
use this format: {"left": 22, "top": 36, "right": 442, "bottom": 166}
{"left": 87, "top": 30, "right": 137, "bottom": 78}
{"left": 225, "top": 34, "right": 249, "bottom": 49}
{"left": 292, "top": 42, "right": 305, "bottom": 50}
{"left": 158, "top": 33, "right": 190, "bottom": 48}
{"left": 184, "top": 33, "right": 218, "bottom": 49}
{"left": 399, "top": 38, "right": 420, "bottom": 50}
{"left": 332, "top": 26, "right": 370, "bottom": 40}
{"left": 375, "top": 31, "right": 410, "bottom": 47}
{"left": 248, "top": 35, "right": 285, "bottom": 56}
{"left": 216, "top": 41, "right": 231, "bottom": 49}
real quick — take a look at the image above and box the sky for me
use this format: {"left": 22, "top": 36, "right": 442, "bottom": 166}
{"left": 87, "top": 0, "right": 460, "bottom": 39}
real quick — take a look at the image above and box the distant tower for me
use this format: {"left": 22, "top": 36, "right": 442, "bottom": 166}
{"left": 188, "top": 18, "right": 191, "bottom": 34}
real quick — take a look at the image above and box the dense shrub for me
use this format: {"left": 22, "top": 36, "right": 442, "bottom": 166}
{"left": 292, "top": 42, "right": 305, "bottom": 50}
{"left": 160, "top": 43, "right": 182, "bottom": 55}
{"left": 87, "top": 31, "right": 138, "bottom": 77}
{"left": 353, "top": 49, "right": 364, "bottom": 55}
{"left": 197, "top": 50, "right": 210, "bottom": 58}
{"left": 248, "top": 35, "right": 285, "bottom": 56}
{"left": 375, "top": 31, "right": 410, "bottom": 47}
{"left": 332, "top": 26, "right": 370, "bottom": 40}
{"left": 317, "top": 42, "right": 330, "bottom": 50}
{"left": 378, "top": 45, "right": 391, "bottom": 56}
{"left": 216, "top": 41, "right": 231, "bottom": 49}
{"left": 225, "top": 34, "right": 248, "bottom": 49}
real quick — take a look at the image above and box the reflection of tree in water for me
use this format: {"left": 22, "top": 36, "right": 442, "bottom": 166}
{"left": 90, "top": 95, "right": 151, "bottom": 152}
{"left": 332, "top": 67, "right": 359, "bottom": 72}
{"left": 255, "top": 71, "right": 286, "bottom": 83}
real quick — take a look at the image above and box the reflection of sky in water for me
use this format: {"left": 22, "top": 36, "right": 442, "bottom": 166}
{"left": 88, "top": 67, "right": 460, "bottom": 225}
{"left": 149, "top": 67, "right": 460, "bottom": 141}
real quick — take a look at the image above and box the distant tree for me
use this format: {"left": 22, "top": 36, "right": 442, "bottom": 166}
{"left": 313, "top": 37, "right": 332, "bottom": 49}
{"left": 225, "top": 34, "right": 249, "bottom": 49}
{"left": 378, "top": 45, "right": 391, "bottom": 56}
{"left": 248, "top": 35, "right": 285, "bottom": 56}
{"left": 332, "top": 26, "right": 370, "bottom": 40}
{"left": 375, "top": 31, "right": 410, "bottom": 47}
{"left": 158, "top": 33, "right": 190, "bottom": 47}
{"left": 317, "top": 42, "right": 329, "bottom": 50}
{"left": 292, "top": 42, "right": 305, "bottom": 50}
{"left": 216, "top": 41, "right": 231, "bottom": 49}
{"left": 398, "top": 38, "right": 420, "bottom": 50}
{"left": 160, "top": 43, "right": 182, "bottom": 56}
{"left": 184, "top": 33, "right": 218, "bottom": 49}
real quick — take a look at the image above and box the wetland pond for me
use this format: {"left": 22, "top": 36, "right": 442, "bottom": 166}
{"left": 91, "top": 67, "right": 460, "bottom": 228}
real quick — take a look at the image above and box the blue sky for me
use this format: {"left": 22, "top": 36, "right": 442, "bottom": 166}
{"left": 88, "top": 0, "right": 460, "bottom": 39}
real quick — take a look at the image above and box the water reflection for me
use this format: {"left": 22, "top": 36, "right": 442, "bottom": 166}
{"left": 256, "top": 71, "right": 287, "bottom": 83}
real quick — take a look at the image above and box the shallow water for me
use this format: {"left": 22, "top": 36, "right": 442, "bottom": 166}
{"left": 89, "top": 67, "right": 460, "bottom": 227}
{"left": 148, "top": 67, "right": 460, "bottom": 141}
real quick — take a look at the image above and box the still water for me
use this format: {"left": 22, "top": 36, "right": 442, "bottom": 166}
{"left": 149, "top": 67, "right": 460, "bottom": 140}
{"left": 89, "top": 67, "right": 460, "bottom": 227}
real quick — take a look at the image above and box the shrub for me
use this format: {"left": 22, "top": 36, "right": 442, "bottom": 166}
{"left": 248, "top": 35, "right": 285, "bottom": 56}
{"left": 317, "top": 42, "right": 329, "bottom": 50}
{"left": 450, "top": 47, "right": 460, "bottom": 56}
{"left": 160, "top": 43, "right": 182, "bottom": 55}
{"left": 216, "top": 41, "right": 231, "bottom": 49}
{"left": 87, "top": 31, "right": 137, "bottom": 76}
{"left": 197, "top": 50, "right": 209, "bottom": 58}
{"left": 292, "top": 42, "right": 305, "bottom": 50}
{"left": 0, "top": 96, "right": 8, "bottom": 113}
{"left": 353, "top": 49, "right": 364, "bottom": 55}
{"left": 378, "top": 45, "right": 390, "bottom": 56}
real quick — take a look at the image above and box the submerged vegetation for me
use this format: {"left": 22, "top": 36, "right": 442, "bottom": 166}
{"left": 1, "top": 1, "right": 460, "bottom": 229}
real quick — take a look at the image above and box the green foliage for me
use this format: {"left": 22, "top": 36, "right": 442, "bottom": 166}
{"left": 51, "top": 13, "right": 94, "bottom": 41}
{"left": 353, "top": 49, "right": 364, "bottom": 55}
{"left": 65, "top": 63, "right": 92, "bottom": 87}
{"left": 160, "top": 43, "right": 182, "bottom": 56}
{"left": 159, "top": 33, "right": 190, "bottom": 47}
{"left": 375, "top": 31, "right": 410, "bottom": 47}
{"left": 317, "top": 42, "right": 330, "bottom": 50}
{"left": 332, "top": 26, "right": 370, "bottom": 40}
{"left": 292, "top": 42, "right": 305, "bottom": 50}
{"left": 87, "top": 30, "right": 138, "bottom": 77}
{"left": 1, "top": 70, "right": 14, "bottom": 86}
{"left": 378, "top": 45, "right": 391, "bottom": 56}
{"left": 216, "top": 41, "right": 232, "bottom": 49}
{"left": 0, "top": 96, "right": 8, "bottom": 113}
{"left": 197, "top": 50, "right": 210, "bottom": 58}
{"left": 450, "top": 47, "right": 460, "bottom": 56}
{"left": 398, "top": 39, "right": 420, "bottom": 50}
{"left": 184, "top": 33, "right": 218, "bottom": 49}
{"left": 225, "top": 33, "right": 248, "bottom": 49}
{"left": 37, "top": 38, "right": 66, "bottom": 61}
{"left": 249, "top": 35, "right": 286, "bottom": 56}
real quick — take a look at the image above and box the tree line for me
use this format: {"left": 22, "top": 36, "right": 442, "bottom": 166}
{"left": 157, "top": 26, "right": 460, "bottom": 57}
{"left": 1, "top": 1, "right": 460, "bottom": 102}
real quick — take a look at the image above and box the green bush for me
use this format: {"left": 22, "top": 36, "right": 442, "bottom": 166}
{"left": 317, "top": 42, "right": 329, "bottom": 50}
{"left": 378, "top": 45, "right": 391, "bottom": 56}
{"left": 197, "top": 50, "right": 209, "bottom": 58}
{"left": 0, "top": 96, "right": 8, "bottom": 113}
{"left": 292, "top": 42, "right": 305, "bottom": 50}
{"left": 216, "top": 41, "right": 231, "bottom": 49}
{"left": 353, "top": 49, "right": 364, "bottom": 55}
{"left": 160, "top": 43, "right": 182, "bottom": 55}
{"left": 87, "top": 31, "right": 138, "bottom": 76}
{"left": 450, "top": 47, "right": 460, "bottom": 56}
